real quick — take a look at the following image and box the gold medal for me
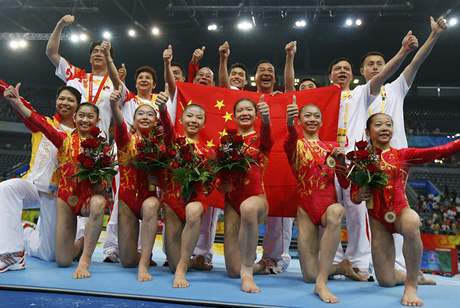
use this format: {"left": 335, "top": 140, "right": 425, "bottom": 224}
{"left": 384, "top": 211, "right": 396, "bottom": 223}
{"left": 148, "top": 175, "right": 157, "bottom": 192}
{"left": 326, "top": 156, "right": 336, "bottom": 168}
{"left": 68, "top": 195, "right": 79, "bottom": 207}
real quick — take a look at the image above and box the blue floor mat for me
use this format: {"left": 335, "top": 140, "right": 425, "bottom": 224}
{"left": 0, "top": 249, "right": 459, "bottom": 308}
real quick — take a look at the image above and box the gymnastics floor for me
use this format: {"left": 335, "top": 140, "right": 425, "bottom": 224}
{"left": 0, "top": 247, "right": 459, "bottom": 308}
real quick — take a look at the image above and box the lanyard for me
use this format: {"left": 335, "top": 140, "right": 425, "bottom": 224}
{"left": 87, "top": 74, "right": 108, "bottom": 105}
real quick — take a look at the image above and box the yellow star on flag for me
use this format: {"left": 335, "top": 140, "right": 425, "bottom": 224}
{"left": 222, "top": 111, "right": 233, "bottom": 122}
{"left": 206, "top": 139, "right": 216, "bottom": 148}
{"left": 187, "top": 99, "right": 193, "bottom": 105}
{"left": 214, "top": 99, "right": 225, "bottom": 110}
{"left": 218, "top": 128, "right": 228, "bottom": 137}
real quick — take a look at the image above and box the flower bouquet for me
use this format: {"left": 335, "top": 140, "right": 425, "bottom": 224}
{"left": 131, "top": 125, "right": 172, "bottom": 172}
{"left": 346, "top": 140, "right": 388, "bottom": 209}
{"left": 75, "top": 127, "right": 117, "bottom": 192}
{"left": 212, "top": 128, "right": 256, "bottom": 192}
{"left": 170, "top": 137, "right": 214, "bottom": 203}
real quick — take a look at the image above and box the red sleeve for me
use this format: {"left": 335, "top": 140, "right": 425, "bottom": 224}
{"left": 399, "top": 140, "right": 460, "bottom": 165}
{"left": 283, "top": 125, "right": 298, "bottom": 166}
{"left": 187, "top": 62, "right": 199, "bottom": 83}
{"left": 28, "top": 112, "right": 66, "bottom": 148}
{"left": 260, "top": 122, "right": 274, "bottom": 155}
{"left": 114, "top": 121, "right": 130, "bottom": 149}
{"left": 159, "top": 106, "right": 175, "bottom": 146}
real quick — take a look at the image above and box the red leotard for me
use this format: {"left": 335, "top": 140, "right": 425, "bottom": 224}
{"left": 284, "top": 125, "right": 348, "bottom": 225}
{"left": 160, "top": 111, "right": 215, "bottom": 221}
{"left": 114, "top": 108, "right": 172, "bottom": 218}
{"left": 28, "top": 112, "right": 111, "bottom": 215}
{"left": 226, "top": 123, "right": 273, "bottom": 214}
{"left": 351, "top": 140, "right": 460, "bottom": 233}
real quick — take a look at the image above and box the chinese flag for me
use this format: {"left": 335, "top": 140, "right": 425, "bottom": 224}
{"left": 175, "top": 82, "right": 341, "bottom": 217}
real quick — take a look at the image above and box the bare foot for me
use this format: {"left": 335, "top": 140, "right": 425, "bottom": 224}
{"left": 336, "top": 260, "right": 368, "bottom": 281}
{"left": 417, "top": 271, "right": 436, "bottom": 285}
{"left": 241, "top": 275, "right": 261, "bottom": 293}
{"left": 73, "top": 260, "right": 90, "bottom": 279}
{"left": 314, "top": 283, "right": 339, "bottom": 304}
{"left": 401, "top": 285, "right": 423, "bottom": 306}
{"left": 138, "top": 267, "right": 152, "bottom": 282}
{"left": 189, "top": 255, "right": 212, "bottom": 271}
{"left": 173, "top": 272, "right": 190, "bottom": 288}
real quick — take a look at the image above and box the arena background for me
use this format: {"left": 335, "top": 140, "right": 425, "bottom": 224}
{"left": 0, "top": 0, "right": 459, "bottom": 292}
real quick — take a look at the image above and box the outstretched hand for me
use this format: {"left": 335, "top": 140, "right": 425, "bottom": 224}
{"left": 101, "top": 41, "right": 112, "bottom": 59}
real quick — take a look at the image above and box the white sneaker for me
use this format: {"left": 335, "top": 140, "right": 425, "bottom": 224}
{"left": 0, "top": 251, "right": 25, "bottom": 273}
{"left": 103, "top": 252, "right": 120, "bottom": 263}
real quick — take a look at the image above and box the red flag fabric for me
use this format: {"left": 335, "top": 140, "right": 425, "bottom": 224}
{"left": 175, "top": 82, "right": 341, "bottom": 217}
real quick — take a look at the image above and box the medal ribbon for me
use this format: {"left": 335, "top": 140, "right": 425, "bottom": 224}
{"left": 87, "top": 73, "right": 109, "bottom": 105}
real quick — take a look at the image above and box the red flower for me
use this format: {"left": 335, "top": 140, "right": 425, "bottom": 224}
{"left": 81, "top": 138, "right": 100, "bottom": 149}
{"left": 182, "top": 151, "right": 193, "bottom": 162}
{"left": 159, "top": 144, "right": 166, "bottom": 153}
{"left": 168, "top": 149, "right": 177, "bottom": 157}
{"left": 82, "top": 157, "right": 95, "bottom": 169}
{"left": 374, "top": 147, "right": 383, "bottom": 156}
{"left": 177, "top": 137, "right": 187, "bottom": 146}
{"left": 356, "top": 149, "right": 370, "bottom": 160}
{"left": 231, "top": 152, "right": 241, "bottom": 161}
{"left": 149, "top": 135, "right": 158, "bottom": 144}
{"left": 103, "top": 145, "right": 111, "bottom": 154}
{"left": 220, "top": 135, "right": 229, "bottom": 144}
{"left": 216, "top": 150, "right": 225, "bottom": 160}
{"left": 100, "top": 155, "right": 112, "bottom": 167}
{"left": 355, "top": 140, "right": 368, "bottom": 150}
{"left": 89, "top": 127, "right": 100, "bottom": 138}
{"left": 346, "top": 151, "right": 356, "bottom": 161}
{"left": 77, "top": 153, "right": 87, "bottom": 164}
{"left": 233, "top": 134, "right": 244, "bottom": 144}
{"left": 367, "top": 163, "right": 379, "bottom": 173}
{"left": 227, "top": 128, "right": 238, "bottom": 136}
{"left": 171, "top": 161, "right": 180, "bottom": 169}
{"left": 136, "top": 152, "right": 146, "bottom": 161}
{"left": 145, "top": 152, "right": 156, "bottom": 160}
{"left": 136, "top": 141, "right": 145, "bottom": 150}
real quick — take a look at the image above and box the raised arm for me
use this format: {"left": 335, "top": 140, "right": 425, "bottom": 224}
{"left": 3, "top": 84, "right": 66, "bottom": 147}
{"left": 403, "top": 16, "right": 447, "bottom": 87}
{"left": 284, "top": 41, "right": 297, "bottom": 92}
{"left": 400, "top": 139, "right": 460, "bottom": 165}
{"left": 109, "top": 86, "right": 125, "bottom": 127}
{"left": 368, "top": 31, "right": 419, "bottom": 95}
{"left": 284, "top": 95, "right": 299, "bottom": 164}
{"left": 46, "top": 15, "right": 75, "bottom": 67}
{"left": 101, "top": 41, "right": 122, "bottom": 90}
{"left": 257, "top": 95, "right": 274, "bottom": 154}
{"left": 156, "top": 91, "right": 175, "bottom": 146}
{"left": 218, "top": 41, "right": 230, "bottom": 88}
{"left": 163, "top": 44, "right": 176, "bottom": 99}
{"left": 188, "top": 46, "right": 205, "bottom": 82}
